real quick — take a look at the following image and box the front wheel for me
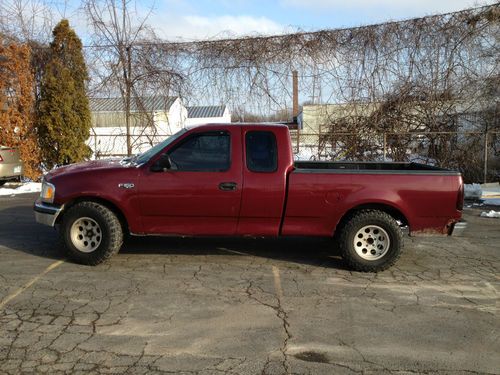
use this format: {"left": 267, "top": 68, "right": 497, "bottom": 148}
{"left": 60, "top": 202, "right": 123, "bottom": 265}
{"left": 338, "top": 210, "right": 403, "bottom": 272}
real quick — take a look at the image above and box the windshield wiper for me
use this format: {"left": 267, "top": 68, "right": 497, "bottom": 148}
{"left": 120, "top": 155, "right": 139, "bottom": 165}
{"left": 130, "top": 154, "right": 142, "bottom": 165}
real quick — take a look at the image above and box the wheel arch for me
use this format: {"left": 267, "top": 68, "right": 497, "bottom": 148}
{"left": 335, "top": 202, "right": 409, "bottom": 236}
{"left": 56, "top": 196, "right": 130, "bottom": 235}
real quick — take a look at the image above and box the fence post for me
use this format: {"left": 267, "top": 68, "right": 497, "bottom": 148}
{"left": 94, "top": 133, "right": 97, "bottom": 159}
{"left": 383, "top": 133, "right": 387, "bottom": 161}
{"left": 483, "top": 132, "right": 489, "bottom": 184}
{"left": 296, "top": 128, "right": 300, "bottom": 156}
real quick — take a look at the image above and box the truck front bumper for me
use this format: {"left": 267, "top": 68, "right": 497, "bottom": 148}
{"left": 449, "top": 220, "right": 467, "bottom": 236}
{"left": 34, "top": 200, "right": 63, "bottom": 227}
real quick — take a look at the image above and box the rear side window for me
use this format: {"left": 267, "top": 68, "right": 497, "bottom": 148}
{"left": 168, "top": 131, "right": 230, "bottom": 171}
{"left": 245, "top": 131, "right": 278, "bottom": 172}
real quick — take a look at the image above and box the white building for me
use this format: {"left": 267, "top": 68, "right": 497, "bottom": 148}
{"left": 186, "top": 105, "right": 231, "bottom": 127}
{"left": 88, "top": 97, "right": 231, "bottom": 157}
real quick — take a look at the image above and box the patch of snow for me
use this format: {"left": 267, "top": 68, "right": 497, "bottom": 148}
{"left": 464, "top": 183, "right": 482, "bottom": 199}
{"left": 480, "top": 210, "right": 500, "bottom": 218}
{"left": 0, "top": 182, "right": 41, "bottom": 196}
{"left": 294, "top": 147, "right": 319, "bottom": 161}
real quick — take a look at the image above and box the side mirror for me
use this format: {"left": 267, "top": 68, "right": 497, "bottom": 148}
{"left": 150, "top": 154, "right": 173, "bottom": 172}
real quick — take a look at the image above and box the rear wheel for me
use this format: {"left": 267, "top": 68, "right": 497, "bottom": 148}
{"left": 61, "top": 202, "right": 123, "bottom": 265}
{"left": 338, "top": 210, "right": 403, "bottom": 272}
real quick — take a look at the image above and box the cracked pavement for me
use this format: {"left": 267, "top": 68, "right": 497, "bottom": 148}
{"left": 0, "top": 193, "right": 499, "bottom": 374}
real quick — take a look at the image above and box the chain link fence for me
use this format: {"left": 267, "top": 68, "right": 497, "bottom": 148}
{"left": 88, "top": 131, "right": 171, "bottom": 158}
{"left": 292, "top": 130, "right": 499, "bottom": 183}
{"left": 80, "top": 3, "right": 498, "bottom": 186}
{"left": 88, "top": 129, "right": 499, "bottom": 183}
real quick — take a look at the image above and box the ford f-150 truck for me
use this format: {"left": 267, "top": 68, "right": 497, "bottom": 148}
{"left": 34, "top": 124, "right": 465, "bottom": 272}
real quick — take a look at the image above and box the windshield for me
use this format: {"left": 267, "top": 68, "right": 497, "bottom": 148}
{"left": 131, "top": 129, "right": 188, "bottom": 166}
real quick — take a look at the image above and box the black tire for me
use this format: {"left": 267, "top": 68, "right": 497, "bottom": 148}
{"left": 338, "top": 210, "right": 403, "bottom": 272}
{"left": 0, "top": 180, "right": 6, "bottom": 186}
{"left": 60, "top": 201, "right": 123, "bottom": 265}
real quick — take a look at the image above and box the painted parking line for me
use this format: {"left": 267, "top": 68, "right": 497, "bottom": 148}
{"left": 0, "top": 260, "right": 64, "bottom": 310}
{"left": 217, "top": 247, "right": 251, "bottom": 256}
{"left": 272, "top": 265, "right": 283, "bottom": 300}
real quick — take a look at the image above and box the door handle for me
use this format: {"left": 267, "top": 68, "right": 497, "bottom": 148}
{"left": 219, "top": 182, "right": 237, "bottom": 191}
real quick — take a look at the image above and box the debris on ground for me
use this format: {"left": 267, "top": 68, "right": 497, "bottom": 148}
{"left": 480, "top": 210, "right": 500, "bottom": 218}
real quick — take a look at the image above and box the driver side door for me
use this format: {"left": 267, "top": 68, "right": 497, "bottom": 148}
{"left": 138, "top": 127, "right": 243, "bottom": 235}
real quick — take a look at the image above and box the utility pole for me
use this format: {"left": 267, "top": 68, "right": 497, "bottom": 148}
{"left": 125, "top": 45, "right": 132, "bottom": 156}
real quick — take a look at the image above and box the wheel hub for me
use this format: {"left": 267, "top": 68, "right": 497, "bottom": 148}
{"left": 70, "top": 217, "right": 102, "bottom": 253}
{"left": 353, "top": 225, "right": 390, "bottom": 260}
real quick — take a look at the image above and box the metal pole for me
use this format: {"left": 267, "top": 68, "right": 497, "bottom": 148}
{"left": 296, "top": 128, "right": 300, "bottom": 155}
{"left": 483, "top": 132, "right": 488, "bottom": 184}
{"left": 125, "top": 45, "right": 132, "bottom": 156}
{"left": 383, "top": 133, "right": 387, "bottom": 161}
{"left": 292, "top": 70, "right": 299, "bottom": 119}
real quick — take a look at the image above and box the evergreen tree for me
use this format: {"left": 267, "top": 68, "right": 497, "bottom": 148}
{"left": 37, "top": 19, "right": 91, "bottom": 168}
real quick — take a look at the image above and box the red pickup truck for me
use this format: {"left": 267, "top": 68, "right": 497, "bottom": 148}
{"left": 34, "top": 124, "right": 465, "bottom": 272}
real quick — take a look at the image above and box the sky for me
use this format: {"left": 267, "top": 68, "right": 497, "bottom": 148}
{"left": 51, "top": 0, "right": 495, "bottom": 42}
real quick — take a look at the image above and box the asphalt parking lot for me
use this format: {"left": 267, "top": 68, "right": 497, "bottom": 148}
{"left": 0, "top": 193, "right": 499, "bottom": 374}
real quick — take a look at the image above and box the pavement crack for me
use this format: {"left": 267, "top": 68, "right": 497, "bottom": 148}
{"left": 244, "top": 274, "right": 291, "bottom": 374}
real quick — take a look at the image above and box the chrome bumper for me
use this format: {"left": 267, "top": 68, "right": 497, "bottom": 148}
{"left": 450, "top": 220, "right": 467, "bottom": 236}
{"left": 34, "top": 201, "right": 63, "bottom": 227}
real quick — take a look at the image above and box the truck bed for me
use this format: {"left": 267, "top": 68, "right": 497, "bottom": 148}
{"left": 283, "top": 161, "right": 463, "bottom": 237}
{"left": 294, "top": 161, "right": 460, "bottom": 175}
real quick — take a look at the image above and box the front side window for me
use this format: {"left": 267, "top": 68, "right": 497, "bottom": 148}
{"left": 245, "top": 131, "right": 278, "bottom": 172}
{"left": 168, "top": 131, "right": 230, "bottom": 171}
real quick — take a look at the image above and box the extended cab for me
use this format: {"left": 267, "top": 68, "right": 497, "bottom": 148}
{"left": 34, "top": 124, "right": 465, "bottom": 271}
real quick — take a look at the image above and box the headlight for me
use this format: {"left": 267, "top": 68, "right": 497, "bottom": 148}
{"left": 40, "top": 181, "right": 56, "bottom": 203}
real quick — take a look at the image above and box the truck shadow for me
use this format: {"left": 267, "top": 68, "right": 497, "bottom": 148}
{"left": 0, "top": 200, "right": 348, "bottom": 270}
{"left": 120, "top": 235, "right": 347, "bottom": 270}
{"left": 0, "top": 198, "right": 64, "bottom": 261}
